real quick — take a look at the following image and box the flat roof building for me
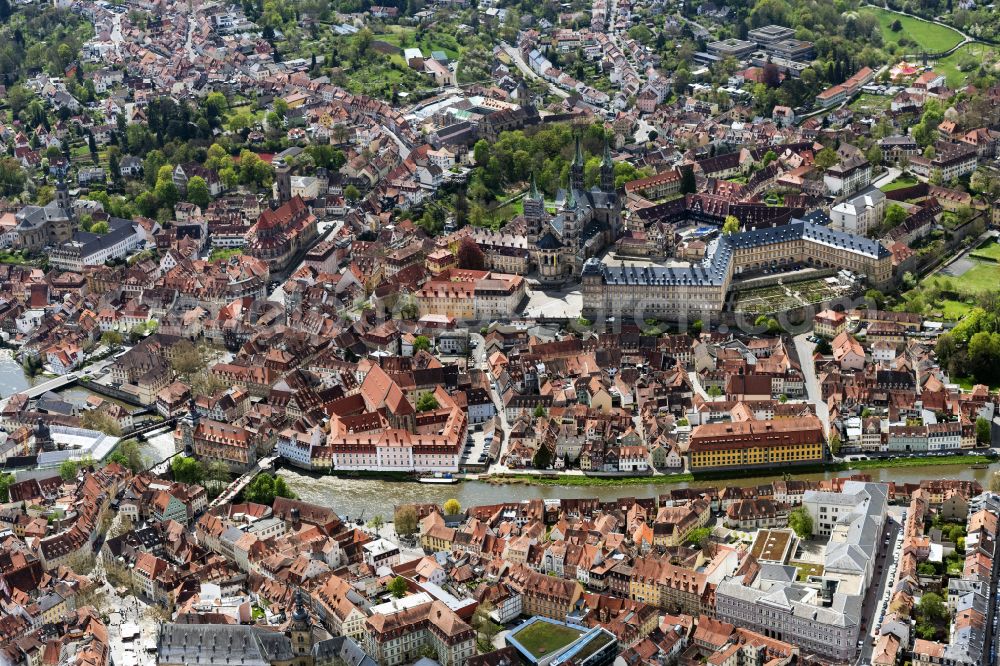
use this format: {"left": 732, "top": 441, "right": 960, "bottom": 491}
{"left": 707, "top": 38, "right": 757, "bottom": 59}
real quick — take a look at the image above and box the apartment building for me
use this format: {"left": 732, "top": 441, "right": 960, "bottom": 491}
{"left": 504, "top": 564, "right": 584, "bottom": 620}
{"left": 814, "top": 309, "right": 847, "bottom": 339}
{"left": 415, "top": 269, "right": 526, "bottom": 321}
{"left": 830, "top": 188, "right": 886, "bottom": 236}
{"left": 717, "top": 482, "right": 888, "bottom": 662}
{"left": 364, "top": 598, "right": 475, "bottom": 666}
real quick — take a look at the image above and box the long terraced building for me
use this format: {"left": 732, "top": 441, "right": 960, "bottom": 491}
{"left": 582, "top": 219, "right": 892, "bottom": 321}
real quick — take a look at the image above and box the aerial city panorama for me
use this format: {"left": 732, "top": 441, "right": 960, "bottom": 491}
{"left": 6, "top": 0, "right": 1000, "bottom": 664}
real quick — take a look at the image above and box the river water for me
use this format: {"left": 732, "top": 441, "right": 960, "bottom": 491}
{"left": 2, "top": 353, "right": 994, "bottom": 520}
{"left": 277, "top": 461, "right": 1000, "bottom": 520}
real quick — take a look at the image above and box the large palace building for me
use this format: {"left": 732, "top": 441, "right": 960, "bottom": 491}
{"left": 582, "top": 219, "right": 892, "bottom": 321}
{"left": 686, "top": 415, "right": 826, "bottom": 472}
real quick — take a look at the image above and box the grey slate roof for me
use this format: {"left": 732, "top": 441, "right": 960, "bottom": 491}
{"left": 157, "top": 624, "right": 295, "bottom": 666}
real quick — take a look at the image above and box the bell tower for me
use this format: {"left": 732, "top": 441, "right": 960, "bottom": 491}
{"left": 289, "top": 590, "right": 314, "bottom": 660}
{"left": 524, "top": 172, "right": 544, "bottom": 241}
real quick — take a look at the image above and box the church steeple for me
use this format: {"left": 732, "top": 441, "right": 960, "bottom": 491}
{"left": 601, "top": 136, "right": 615, "bottom": 193}
{"left": 524, "top": 172, "right": 544, "bottom": 240}
{"left": 289, "top": 590, "right": 313, "bottom": 656}
{"left": 570, "top": 132, "right": 584, "bottom": 192}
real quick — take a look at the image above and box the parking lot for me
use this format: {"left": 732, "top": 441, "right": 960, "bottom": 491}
{"left": 460, "top": 425, "right": 494, "bottom": 469}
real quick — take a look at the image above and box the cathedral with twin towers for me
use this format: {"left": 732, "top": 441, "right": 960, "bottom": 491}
{"left": 523, "top": 134, "right": 622, "bottom": 285}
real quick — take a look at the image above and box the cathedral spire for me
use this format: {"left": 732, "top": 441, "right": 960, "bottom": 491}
{"left": 601, "top": 135, "right": 615, "bottom": 193}
{"left": 530, "top": 171, "right": 540, "bottom": 201}
{"left": 570, "top": 131, "right": 584, "bottom": 192}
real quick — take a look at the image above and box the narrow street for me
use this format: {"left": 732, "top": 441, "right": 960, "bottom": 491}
{"left": 793, "top": 333, "right": 830, "bottom": 435}
{"left": 501, "top": 43, "right": 571, "bottom": 100}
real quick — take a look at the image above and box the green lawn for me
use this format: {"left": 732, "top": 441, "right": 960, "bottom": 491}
{"left": 209, "top": 248, "right": 243, "bottom": 262}
{"left": 935, "top": 298, "right": 974, "bottom": 320}
{"left": 934, "top": 43, "right": 993, "bottom": 88}
{"left": 850, "top": 93, "right": 892, "bottom": 112}
{"left": 511, "top": 620, "right": 583, "bottom": 658}
{"left": 970, "top": 240, "right": 1000, "bottom": 262}
{"left": 881, "top": 175, "right": 920, "bottom": 192}
{"left": 866, "top": 7, "right": 963, "bottom": 52}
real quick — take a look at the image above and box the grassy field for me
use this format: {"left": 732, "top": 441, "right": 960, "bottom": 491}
{"left": 955, "top": 261, "right": 1000, "bottom": 292}
{"left": 881, "top": 174, "right": 920, "bottom": 192}
{"left": 934, "top": 43, "right": 993, "bottom": 87}
{"left": 866, "top": 7, "right": 963, "bottom": 52}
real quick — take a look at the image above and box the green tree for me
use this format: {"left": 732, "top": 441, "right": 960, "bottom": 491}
{"left": 687, "top": 527, "right": 712, "bottom": 548}
{"left": 0, "top": 473, "right": 14, "bottom": 502}
{"left": 977, "top": 417, "right": 992, "bottom": 446}
{"left": 722, "top": 215, "right": 740, "bottom": 235}
{"left": 474, "top": 139, "right": 490, "bottom": 166}
{"left": 171, "top": 456, "right": 204, "bottom": 484}
{"left": 81, "top": 409, "right": 123, "bottom": 436}
{"left": 412, "top": 336, "right": 431, "bottom": 354}
{"left": 387, "top": 576, "right": 408, "bottom": 598}
{"left": 107, "top": 439, "right": 146, "bottom": 472}
{"left": 815, "top": 147, "right": 838, "bottom": 170}
{"left": 885, "top": 204, "right": 907, "bottom": 229}
{"left": 444, "top": 499, "right": 462, "bottom": 515}
{"left": 186, "top": 175, "right": 210, "bottom": 208}
{"left": 533, "top": 404, "right": 547, "bottom": 418}
{"left": 205, "top": 460, "right": 231, "bottom": 496}
{"left": 60, "top": 459, "right": 80, "bottom": 482}
{"left": 473, "top": 599, "right": 501, "bottom": 648}
{"left": 344, "top": 184, "right": 360, "bottom": 201}
{"left": 416, "top": 391, "right": 439, "bottom": 412}
{"left": 394, "top": 505, "right": 418, "bottom": 537}
{"left": 788, "top": 506, "right": 813, "bottom": 539}
{"left": 171, "top": 340, "right": 211, "bottom": 380}
{"left": 679, "top": 166, "right": 696, "bottom": 194}
{"left": 101, "top": 331, "right": 123, "bottom": 347}
{"left": 90, "top": 221, "right": 110, "bottom": 234}
{"left": 368, "top": 514, "right": 384, "bottom": 535}
{"left": 242, "top": 472, "right": 296, "bottom": 504}
{"left": 917, "top": 592, "right": 947, "bottom": 623}
{"left": 533, "top": 444, "right": 553, "bottom": 469}
{"left": 829, "top": 433, "right": 842, "bottom": 456}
